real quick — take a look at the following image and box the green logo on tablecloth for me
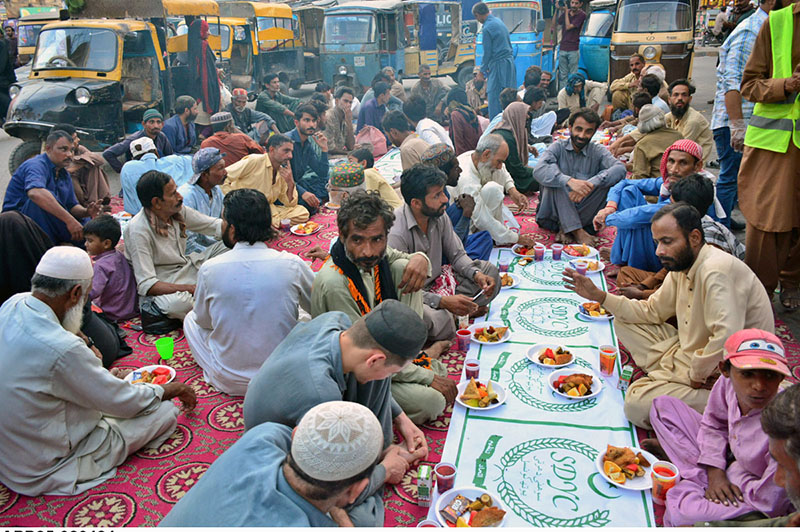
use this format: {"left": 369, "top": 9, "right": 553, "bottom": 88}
{"left": 491, "top": 352, "right": 512, "bottom": 381}
{"left": 507, "top": 359, "right": 599, "bottom": 412}
{"left": 514, "top": 298, "right": 588, "bottom": 338}
{"left": 498, "top": 438, "right": 610, "bottom": 527}
{"left": 517, "top": 260, "right": 567, "bottom": 287}
{"left": 473, "top": 435, "right": 502, "bottom": 488}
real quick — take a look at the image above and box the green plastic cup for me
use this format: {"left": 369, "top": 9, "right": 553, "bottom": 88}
{"left": 155, "top": 337, "right": 174, "bottom": 361}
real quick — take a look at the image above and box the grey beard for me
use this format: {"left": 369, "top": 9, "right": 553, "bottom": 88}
{"left": 61, "top": 301, "right": 85, "bottom": 335}
{"left": 477, "top": 160, "right": 495, "bottom": 183}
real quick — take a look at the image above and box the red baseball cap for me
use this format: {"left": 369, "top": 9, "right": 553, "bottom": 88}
{"left": 724, "top": 329, "right": 791, "bottom": 377}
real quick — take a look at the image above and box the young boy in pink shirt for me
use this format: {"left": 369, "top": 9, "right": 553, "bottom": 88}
{"left": 83, "top": 215, "right": 138, "bottom": 322}
{"left": 645, "top": 328, "right": 792, "bottom": 526}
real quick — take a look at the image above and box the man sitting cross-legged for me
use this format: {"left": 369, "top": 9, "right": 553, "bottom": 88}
{"left": 161, "top": 401, "right": 386, "bottom": 527}
{"left": 389, "top": 164, "right": 500, "bottom": 341}
{"left": 312, "top": 189, "right": 456, "bottom": 425}
{"left": 124, "top": 170, "right": 228, "bottom": 334}
{"left": 0, "top": 247, "right": 196, "bottom": 496}
{"left": 221, "top": 134, "right": 309, "bottom": 228}
{"left": 532, "top": 108, "right": 626, "bottom": 246}
{"left": 244, "top": 300, "right": 430, "bottom": 527}
{"left": 184, "top": 188, "right": 313, "bottom": 396}
{"left": 564, "top": 202, "right": 773, "bottom": 429}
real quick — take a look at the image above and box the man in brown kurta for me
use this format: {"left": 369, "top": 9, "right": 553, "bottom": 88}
{"left": 738, "top": 1, "right": 800, "bottom": 308}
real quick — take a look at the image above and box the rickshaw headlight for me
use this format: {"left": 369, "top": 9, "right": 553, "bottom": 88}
{"left": 9, "top": 85, "right": 20, "bottom": 99}
{"left": 643, "top": 46, "right": 657, "bottom": 60}
{"left": 338, "top": 65, "right": 348, "bottom": 75}
{"left": 75, "top": 87, "right": 91, "bottom": 105}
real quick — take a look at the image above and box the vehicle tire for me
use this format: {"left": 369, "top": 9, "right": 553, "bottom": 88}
{"left": 8, "top": 140, "right": 41, "bottom": 175}
{"left": 456, "top": 63, "right": 473, "bottom": 88}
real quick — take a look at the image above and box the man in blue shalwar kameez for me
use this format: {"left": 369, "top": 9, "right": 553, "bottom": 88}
{"left": 473, "top": 2, "right": 517, "bottom": 119}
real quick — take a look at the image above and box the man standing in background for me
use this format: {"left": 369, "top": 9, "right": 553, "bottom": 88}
{"left": 472, "top": 2, "right": 517, "bottom": 119}
{"left": 557, "top": 0, "right": 587, "bottom": 91}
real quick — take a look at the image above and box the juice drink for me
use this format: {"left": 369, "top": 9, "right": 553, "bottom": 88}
{"left": 456, "top": 329, "right": 471, "bottom": 351}
{"left": 464, "top": 359, "right": 480, "bottom": 380}
{"left": 598, "top": 345, "right": 618, "bottom": 376}
{"left": 651, "top": 461, "right": 679, "bottom": 505}
{"left": 551, "top": 243, "right": 564, "bottom": 260}
{"left": 417, "top": 464, "right": 433, "bottom": 507}
{"left": 434, "top": 462, "right": 456, "bottom": 493}
{"left": 533, "top": 244, "right": 546, "bottom": 261}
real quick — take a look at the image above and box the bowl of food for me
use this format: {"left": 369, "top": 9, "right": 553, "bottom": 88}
{"left": 124, "top": 365, "right": 176, "bottom": 385}
{"left": 578, "top": 301, "right": 613, "bottom": 321}
{"left": 594, "top": 444, "right": 658, "bottom": 490}
{"left": 435, "top": 486, "right": 507, "bottom": 527}
{"left": 511, "top": 244, "right": 537, "bottom": 258}
{"left": 290, "top": 221, "right": 321, "bottom": 236}
{"left": 563, "top": 244, "right": 599, "bottom": 258}
{"left": 456, "top": 378, "right": 506, "bottom": 410}
{"left": 526, "top": 344, "right": 574, "bottom": 368}
{"left": 468, "top": 323, "right": 511, "bottom": 345}
{"left": 568, "top": 259, "right": 605, "bottom": 274}
{"left": 549, "top": 368, "right": 602, "bottom": 400}
{"left": 499, "top": 273, "right": 519, "bottom": 290}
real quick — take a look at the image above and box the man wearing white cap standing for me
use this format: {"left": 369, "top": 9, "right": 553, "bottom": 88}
{"left": 161, "top": 401, "right": 384, "bottom": 526}
{"left": 244, "top": 299, "right": 430, "bottom": 526}
{"left": 0, "top": 247, "right": 196, "bottom": 496}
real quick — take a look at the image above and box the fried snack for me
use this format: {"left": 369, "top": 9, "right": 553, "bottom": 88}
{"left": 471, "top": 506, "right": 506, "bottom": 527}
{"left": 587, "top": 261, "right": 600, "bottom": 271}
{"left": 553, "top": 373, "right": 594, "bottom": 397}
{"left": 478, "top": 381, "right": 499, "bottom": 407}
{"left": 474, "top": 325, "right": 508, "bottom": 342}
{"left": 500, "top": 273, "right": 514, "bottom": 287}
{"left": 566, "top": 244, "right": 591, "bottom": 256}
{"left": 582, "top": 301, "right": 608, "bottom": 317}
{"left": 295, "top": 221, "right": 319, "bottom": 234}
{"left": 538, "top": 346, "right": 573, "bottom": 366}
{"left": 460, "top": 378, "right": 481, "bottom": 402}
{"left": 603, "top": 445, "right": 648, "bottom": 481}
{"left": 636, "top": 452, "right": 652, "bottom": 468}
{"left": 131, "top": 370, "right": 153, "bottom": 384}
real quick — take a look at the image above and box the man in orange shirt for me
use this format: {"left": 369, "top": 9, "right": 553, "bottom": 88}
{"left": 200, "top": 112, "right": 265, "bottom": 167}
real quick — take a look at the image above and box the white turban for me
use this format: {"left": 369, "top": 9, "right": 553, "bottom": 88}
{"left": 35, "top": 247, "right": 93, "bottom": 280}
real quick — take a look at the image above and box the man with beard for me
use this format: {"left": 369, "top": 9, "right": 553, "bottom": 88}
{"left": 610, "top": 53, "right": 645, "bottom": 113}
{"left": 256, "top": 73, "right": 301, "bottom": 133}
{"left": 124, "top": 170, "right": 228, "bottom": 333}
{"left": 162, "top": 95, "right": 199, "bottom": 155}
{"left": 389, "top": 164, "right": 500, "bottom": 341}
{"left": 312, "top": 190, "right": 458, "bottom": 424}
{"left": 473, "top": 2, "right": 517, "bottom": 119}
{"left": 465, "top": 66, "right": 487, "bottom": 113}
{"left": 103, "top": 109, "right": 175, "bottom": 173}
{"left": 244, "top": 300, "right": 430, "bottom": 526}
{"left": 222, "top": 134, "right": 309, "bottom": 227}
{"left": 383, "top": 110, "right": 432, "bottom": 170}
{"left": 287, "top": 104, "right": 330, "bottom": 213}
{"left": 533, "top": 109, "right": 626, "bottom": 246}
{"left": 200, "top": 112, "right": 265, "bottom": 169}
{"left": 665, "top": 79, "right": 714, "bottom": 164}
{"left": 183, "top": 189, "right": 313, "bottom": 396}
{"left": 564, "top": 202, "right": 774, "bottom": 429}
{"left": 226, "top": 88, "right": 278, "bottom": 142}
{"left": 178, "top": 148, "right": 228, "bottom": 254}
{"left": 0, "top": 246, "right": 196, "bottom": 496}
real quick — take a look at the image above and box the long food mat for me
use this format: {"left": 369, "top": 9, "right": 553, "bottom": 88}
{"left": 428, "top": 248, "right": 656, "bottom": 527}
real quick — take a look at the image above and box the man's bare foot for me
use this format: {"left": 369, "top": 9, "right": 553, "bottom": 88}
{"left": 640, "top": 438, "right": 668, "bottom": 461}
{"left": 425, "top": 339, "right": 452, "bottom": 359}
{"left": 571, "top": 228, "right": 596, "bottom": 247}
{"left": 397, "top": 445, "right": 428, "bottom": 465}
{"left": 555, "top": 231, "right": 568, "bottom": 244}
{"left": 469, "top": 305, "right": 488, "bottom": 318}
{"left": 779, "top": 286, "right": 800, "bottom": 312}
{"left": 599, "top": 247, "right": 611, "bottom": 261}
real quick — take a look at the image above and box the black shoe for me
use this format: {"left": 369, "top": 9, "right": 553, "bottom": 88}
{"left": 730, "top": 218, "right": 746, "bottom": 231}
{"left": 140, "top": 311, "right": 182, "bottom": 335}
{"left": 707, "top": 160, "right": 720, "bottom": 169}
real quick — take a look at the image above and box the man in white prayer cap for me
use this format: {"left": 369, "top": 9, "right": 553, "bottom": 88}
{"left": 161, "top": 401, "right": 385, "bottom": 527}
{"left": 0, "top": 247, "right": 197, "bottom": 496}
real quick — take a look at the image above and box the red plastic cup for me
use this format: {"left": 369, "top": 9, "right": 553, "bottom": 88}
{"left": 435, "top": 462, "right": 456, "bottom": 493}
{"left": 456, "top": 329, "right": 471, "bottom": 351}
{"left": 533, "top": 243, "right": 546, "bottom": 261}
{"left": 281, "top": 218, "right": 291, "bottom": 232}
{"left": 574, "top": 259, "right": 589, "bottom": 276}
{"left": 551, "top": 243, "right": 564, "bottom": 260}
{"left": 651, "top": 461, "right": 680, "bottom": 505}
{"left": 498, "top": 255, "right": 510, "bottom": 272}
{"left": 464, "top": 359, "right": 480, "bottom": 380}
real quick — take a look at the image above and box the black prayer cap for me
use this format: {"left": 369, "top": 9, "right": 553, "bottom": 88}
{"left": 364, "top": 300, "right": 427, "bottom": 360}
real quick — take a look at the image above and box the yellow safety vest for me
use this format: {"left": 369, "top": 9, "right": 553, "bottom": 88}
{"left": 744, "top": 5, "right": 800, "bottom": 153}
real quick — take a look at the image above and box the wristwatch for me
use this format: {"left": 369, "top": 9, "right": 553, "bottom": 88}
{"left": 85, "top": 337, "right": 95, "bottom": 349}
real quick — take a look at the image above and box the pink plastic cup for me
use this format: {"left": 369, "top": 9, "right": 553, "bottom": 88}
{"left": 533, "top": 243, "right": 546, "bottom": 261}
{"left": 456, "top": 329, "right": 471, "bottom": 351}
{"left": 435, "top": 462, "right": 456, "bottom": 493}
{"left": 551, "top": 243, "right": 564, "bottom": 260}
{"left": 464, "top": 359, "right": 480, "bottom": 380}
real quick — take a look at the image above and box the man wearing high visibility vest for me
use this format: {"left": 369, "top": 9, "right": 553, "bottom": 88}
{"left": 738, "top": 0, "right": 800, "bottom": 310}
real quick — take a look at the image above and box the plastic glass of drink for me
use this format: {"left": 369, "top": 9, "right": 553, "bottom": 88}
{"left": 464, "top": 359, "right": 480, "bottom": 380}
{"left": 434, "top": 462, "right": 456, "bottom": 493}
{"left": 574, "top": 259, "right": 589, "bottom": 276}
{"left": 598, "top": 344, "right": 618, "bottom": 376}
{"left": 651, "top": 461, "right": 680, "bottom": 505}
{"left": 498, "top": 255, "right": 510, "bottom": 272}
{"left": 456, "top": 329, "right": 471, "bottom": 351}
{"left": 551, "top": 243, "right": 564, "bottom": 260}
{"left": 533, "top": 243, "right": 546, "bottom": 261}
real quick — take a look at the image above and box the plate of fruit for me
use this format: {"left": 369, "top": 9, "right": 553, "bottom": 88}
{"left": 435, "top": 487, "right": 507, "bottom": 527}
{"left": 456, "top": 378, "right": 506, "bottom": 410}
{"left": 468, "top": 323, "right": 511, "bottom": 344}
{"left": 124, "top": 365, "right": 176, "bottom": 385}
{"left": 549, "top": 368, "right": 602, "bottom": 400}
{"left": 578, "top": 301, "right": 614, "bottom": 321}
{"left": 595, "top": 444, "right": 658, "bottom": 490}
{"left": 290, "top": 221, "right": 321, "bottom": 236}
{"left": 527, "top": 344, "right": 574, "bottom": 368}
{"left": 563, "top": 244, "right": 599, "bottom": 258}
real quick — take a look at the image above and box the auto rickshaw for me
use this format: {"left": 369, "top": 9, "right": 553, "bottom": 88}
{"left": 4, "top": 0, "right": 221, "bottom": 173}
{"left": 321, "top": 0, "right": 475, "bottom": 93}
{"left": 205, "top": 16, "right": 261, "bottom": 91}
{"left": 293, "top": 2, "right": 327, "bottom": 85}
{"left": 475, "top": 0, "right": 550, "bottom": 89}
{"left": 578, "top": 0, "right": 615, "bottom": 82}
{"left": 16, "top": 11, "right": 62, "bottom": 65}
{"left": 609, "top": 0, "right": 697, "bottom": 83}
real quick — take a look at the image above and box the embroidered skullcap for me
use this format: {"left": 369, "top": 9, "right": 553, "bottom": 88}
{"left": 364, "top": 299, "right": 427, "bottom": 359}
{"left": 130, "top": 136, "right": 157, "bottom": 158}
{"left": 660, "top": 139, "right": 702, "bottom": 179}
{"left": 292, "top": 401, "right": 383, "bottom": 481}
{"left": 232, "top": 88, "right": 248, "bottom": 98}
{"left": 210, "top": 111, "right": 233, "bottom": 124}
{"left": 35, "top": 247, "right": 93, "bottom": 280}
{"left": 329, "top": 161, "right": 365, "bottom": 188}
{"left": 421, "top": 143, "right": 456, "bottom": 170}
{"left": 142, "top": 108, "right": 163, "bottom": 122}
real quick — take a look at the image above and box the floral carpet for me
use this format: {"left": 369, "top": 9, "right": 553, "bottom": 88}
{"left": 1, "top": 196, "right": 798, "bottom": 527}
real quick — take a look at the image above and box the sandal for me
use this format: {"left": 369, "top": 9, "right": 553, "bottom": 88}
{"left": 779, "top": 286, "right": 800, "bottom": 312}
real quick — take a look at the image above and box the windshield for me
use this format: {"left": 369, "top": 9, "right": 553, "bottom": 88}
{"left": 208, "top": 23, "right": 231, "bottom": 52}
{"left": 489, "top": 7, "right": 540, "bottom": 33}
{"left": 17, "top": 23, "right": 44, "bottom": 47}
{"left": 582, "top": 12, "right": 614, "bottom": 37}
{"left": 33, "top": 28, "right": 118, "bottom": 71}
{"left": 615, "top": 0, "right": 693, "bottom": 33}
{"left": 257, "top": 16, "right": 299, "bottom": 39}
{"left": 322, "top": 14, "right": 375, "bottom": 44}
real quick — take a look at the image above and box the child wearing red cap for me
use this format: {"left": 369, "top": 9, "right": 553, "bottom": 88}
{"left": 645, "top": 328, "right": 792, "bottom": 526}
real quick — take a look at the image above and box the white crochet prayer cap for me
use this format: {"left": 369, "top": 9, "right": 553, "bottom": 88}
{"left": 291, "top": 401, "right": 383, "bottom": 481}
{"left": 35, "top": 247, "right": 93, "bottom": 280}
